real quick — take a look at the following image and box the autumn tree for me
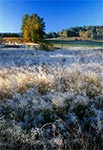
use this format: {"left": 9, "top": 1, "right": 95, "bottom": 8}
{"left": 57, "top": 26, "right": 103, "bottom": 40}
{"left": 21, "top": 14, "right": 45, "bottom": 43}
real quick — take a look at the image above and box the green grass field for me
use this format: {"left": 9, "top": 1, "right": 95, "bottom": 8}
{"left": 46, "top": 39, "right": 103, "bottom": 48}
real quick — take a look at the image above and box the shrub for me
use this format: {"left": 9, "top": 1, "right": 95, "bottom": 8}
{"left": 40, "top": 42, "right": 54, "bottom": 50}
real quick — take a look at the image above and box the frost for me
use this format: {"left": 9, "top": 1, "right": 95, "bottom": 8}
{"left": 0, "top": 48, "right": 103, "bottom": 149}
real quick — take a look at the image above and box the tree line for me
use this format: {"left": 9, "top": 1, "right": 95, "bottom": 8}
{"left": 0, "top": 33, "right": 21, "bottom": 37}
{"left": 46, "top": 26, "right": 103, "bottom": 40}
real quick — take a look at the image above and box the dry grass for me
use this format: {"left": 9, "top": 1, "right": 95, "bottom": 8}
{"left": 0, "top": 49, "right": 103, "bottom": 149}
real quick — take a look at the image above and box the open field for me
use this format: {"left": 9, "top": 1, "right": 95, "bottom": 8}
{"left": 46, "top": 38, "right": 103, "bottom": 48}
{"left": 0, "top": 37, "right": 103, "bottom": 48}
{"left": 0, "top": 48, "right": 103, "bottom": 149}
{"left": 0, "top": 37, "right": 23, "bottom": 44}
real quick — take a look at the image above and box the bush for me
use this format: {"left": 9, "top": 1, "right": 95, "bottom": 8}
{"left": 40, "top": 42, "right": 54, "bottom": 50}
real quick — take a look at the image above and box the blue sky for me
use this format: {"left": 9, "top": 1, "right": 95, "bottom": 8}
{"left": 0, "top": 0, "right": 102, "bottom": 33}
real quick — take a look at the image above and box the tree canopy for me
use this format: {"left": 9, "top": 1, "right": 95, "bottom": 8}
{"left": 21, "top": 14, "right": 45, "bottom": 43}
{"left": 46, "top": 26, "right": 103, "bottom": 40}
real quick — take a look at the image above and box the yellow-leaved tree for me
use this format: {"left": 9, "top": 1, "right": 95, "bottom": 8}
{"left": 21, "top": 14, "right": 45, "bottom": 43}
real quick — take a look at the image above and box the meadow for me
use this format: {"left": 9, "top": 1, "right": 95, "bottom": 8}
{"left": 0, "top": 47, "right": 103, "bottom": 149}
{"left": 46, "top": 38, "right": 103, "bottom": 48}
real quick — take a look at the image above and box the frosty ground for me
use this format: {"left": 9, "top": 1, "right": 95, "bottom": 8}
{"left": 0, "top": 47, "right": 103, "bottom": 150}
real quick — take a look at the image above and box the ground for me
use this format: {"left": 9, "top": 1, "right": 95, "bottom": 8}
{"left": 0, "top": 47, "right": 103, "bottom": 149}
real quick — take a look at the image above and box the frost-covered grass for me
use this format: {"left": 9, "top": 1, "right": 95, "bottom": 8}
{"left": 0, "top": 48, "right": 103, "bottom": 149}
